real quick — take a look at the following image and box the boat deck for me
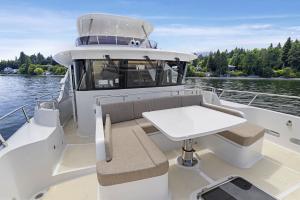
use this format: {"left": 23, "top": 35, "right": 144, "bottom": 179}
{"left": 42, "top": 139, "right": 300, "bottom": 200}
{"left": 53, "top": 119, "right": 96, "bottom": 175}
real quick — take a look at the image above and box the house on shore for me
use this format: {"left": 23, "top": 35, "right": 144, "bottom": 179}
{"left": 3, "top": 67, "right": 18, "bottom": 74}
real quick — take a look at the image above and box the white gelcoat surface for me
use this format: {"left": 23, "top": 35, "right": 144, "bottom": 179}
{"left": 143, "top": 106, "right": 246, "bottom": 141}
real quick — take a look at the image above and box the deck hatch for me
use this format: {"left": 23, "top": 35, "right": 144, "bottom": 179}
{"left": 197, "top": 177, "right": 276, "bottom": 200}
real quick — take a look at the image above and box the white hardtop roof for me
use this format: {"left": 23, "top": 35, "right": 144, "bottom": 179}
{"left": 77, "top": 13, "right": 153, "bottom": 38}
{"left": 54, "top": 46, "right": 197, "bottom": 66}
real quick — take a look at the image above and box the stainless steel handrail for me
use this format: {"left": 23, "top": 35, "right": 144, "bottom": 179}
{"left": 0, "top": 105, "right": 30, "bottom": 147}
{"left": 95, "top": 89, "right": 183, "bottom": 105}
{"left": 0, "top": 134, "right": 7, "bottom": 147}
{"left": 195, "top": 86, "right": 300, "bottom": 106}
{"left": 0, "top": 105, "right": 30, "bottom": 123}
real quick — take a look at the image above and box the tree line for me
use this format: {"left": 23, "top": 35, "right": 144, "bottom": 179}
{"left": 187, "top": 37, "right": 300, "bottom": 78}
{"left": 0, "top": 52, "right": 67, "bottom": 75}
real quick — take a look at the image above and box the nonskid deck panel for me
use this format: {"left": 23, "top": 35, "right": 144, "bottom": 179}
{"left": 42, "top": 139, "right": 300, "bottom": 200}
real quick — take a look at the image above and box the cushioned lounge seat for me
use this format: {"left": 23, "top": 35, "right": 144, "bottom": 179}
{"left": 201, "top": 102, "right": 264, "bottom": 146}
{"left": 97, "top": 124, "right": 168, "bottom": 186}
{"left": 218, "top": 122, "right": 265, "bottom": 146}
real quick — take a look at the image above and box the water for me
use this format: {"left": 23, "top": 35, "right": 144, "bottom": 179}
{"left": 0, "top": 76, "right": 299, "bottom": 141}
{"left": 0, "top": 75, "right": 62, "bottom": 140}
{"left": 186, "top": 78, "right": 300, "bottom": 116}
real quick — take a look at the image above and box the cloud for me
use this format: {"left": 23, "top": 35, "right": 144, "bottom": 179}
{"left": 0, "top": 7, "right": 77, "bottom": 59}
{"left": 143, "top": 14, "right": 300, "bottom": 21}
{"left": 0, "top": 5, "right": 300, "bottom": 60}
{"left": 151, "top": 24, "right": 300, "bottom": 53}
{"left": 153, "top": 24, "right": 275, "bottom": 37}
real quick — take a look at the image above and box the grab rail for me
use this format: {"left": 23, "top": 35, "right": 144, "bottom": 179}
{"left": 0, "top": 105, "right": 30, "bottom": 123}
{"left": 193, "top": 86, "right": 300, "bottom": 106}
{"left": 95, "top": 89, "right": 183, "bottom": 105}
{"left": 216, "top": 89, "right": 300, "bottom": 106}
{"left": 0, "top": 105, "right": 30, "bottom": 147}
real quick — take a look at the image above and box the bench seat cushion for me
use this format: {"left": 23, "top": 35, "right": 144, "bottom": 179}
{"left": 101, "top": 102, "right": 135, "bottom": 124}
{"left": 97, "top": 126, "right": 168, "bottom": 186}
{"left": 218, "top": 122, "right": 265, "bottom": 146}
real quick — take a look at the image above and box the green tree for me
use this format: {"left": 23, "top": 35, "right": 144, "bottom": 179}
{"left": 36, "top": 53, "right": 45, "bottom": 65}
{"left": 206, "top": 53, "right": 216, "bottom": 72}
{"left": 34, "top": 67, "right": 44, "bottom": 75}
{"left": 18, "top": 64, "right": 26, "bottom": 74}
{"left": 186, "top": 63, "right": 196, "bottom": 77}
{"left": 282, "top": 37, "right": 292, "bottom": 67}
{"left": 288, "top": 40, "right": 300, "bottom": 71}
{"left": 215, "top": 52, "right": 228, "bottom": 75}
{"left": 18, "top": 52, "right": 27, "bottom": 66}
{"left": 28, "top": 64, "right": 36, "bottom": 75}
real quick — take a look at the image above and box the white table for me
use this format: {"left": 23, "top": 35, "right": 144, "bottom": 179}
{"left": 143, "top": 106, "right": 246, "bottom": 167}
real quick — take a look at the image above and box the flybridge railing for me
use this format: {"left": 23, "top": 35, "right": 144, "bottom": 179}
{"left": 75, "top": 35, "right": 158, "bottom": 49}
{"left": 0, "top": 105, "right": 30, "bottom": 147}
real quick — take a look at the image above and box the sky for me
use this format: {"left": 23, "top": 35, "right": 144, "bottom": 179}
{"left": 1, "top": 0, "right": 300, "bottom": 59}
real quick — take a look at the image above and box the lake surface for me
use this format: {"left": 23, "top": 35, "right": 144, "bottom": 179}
{"left": 0, "top": 75, "right": 62, "bottom": 140}
{"left": 0, "top": 75, "right": 299, "bottom": 141}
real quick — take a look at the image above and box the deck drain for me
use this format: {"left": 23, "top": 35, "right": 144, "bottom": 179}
{"left": 34, "top": 193, "right": 44, "bottom": 199}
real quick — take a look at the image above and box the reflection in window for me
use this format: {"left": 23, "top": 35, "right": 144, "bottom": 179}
{"left": 73, "top": 59, "right": 186, "bottom": 90}
{"left": 75, "top": 60, "right": 87, "bottom": 90}
{"left": 92, "top": 60, "right": 120, "bottom": 89}
{"left": 161, "top": 61, "right": 178, "bottom": 85}
{"left": 127, "top": 60, "right": 157, "bottom": 88}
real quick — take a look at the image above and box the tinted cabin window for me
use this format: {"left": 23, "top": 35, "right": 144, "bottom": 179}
{"left": 74, "top": 59, "right": 186, "bottom": 90}
{"left": 75, "top": 60, "right": 88, "bottom": 90}
{"left": 126, "top": 60, "right": 158, "bottom": 88}
{"left": 92, "top": 60, "right": 120, "bottom": 89}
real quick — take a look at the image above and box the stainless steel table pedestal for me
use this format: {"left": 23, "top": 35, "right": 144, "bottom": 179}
{"left": 177, "top": 139, "right": 198, "bottom": 167}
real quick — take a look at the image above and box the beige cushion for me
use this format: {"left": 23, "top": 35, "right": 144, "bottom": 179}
{"left": 181, "top": 95, "right": 203, "bottom": 107}
{"left": 133, "top": 127, "right": 168, "bottom": 168}
{"left": 97, "top": 126, "right": 168, "bottom": 186}
{"left": 133, "top": 99, "right": 151, "bottom": 118}
{"left": 104, "top": 114, "right": 112, "bottom": 162}
{"left": 149, "top": 96, "right": 182, "bottom": 111}
{"left": 203, "top": 103, "right": 244, "bottom": 118}
{"left": 111, "top": 120, "right": 137, "bottom": 129}
{"left": 218, "top": 122, "right": 265, "bottom": 146}
{"left": 101, "top": 102, "right": 135, "bottom": 124}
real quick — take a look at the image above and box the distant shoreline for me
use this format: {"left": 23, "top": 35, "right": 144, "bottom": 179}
{"left": 0, "top": 74, "right": 65, "bottom": 77}
{"left": 186, "top": 76, "right": 300, "bottom": 81}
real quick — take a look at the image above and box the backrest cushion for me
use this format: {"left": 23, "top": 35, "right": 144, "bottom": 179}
{"left": 181, "top": 95, "right": 203, "bottom": 107}
{"left": 133, "top": 99, "right": 151, "bottom": 118}
{"left": 101, "top": 102, "right": 135, "bottom": 124}
{"left": 104, "top": 114, "right": 112, "bottom": 162}
{"left": 150, "top": 96, "right": 182, "bottom": 111}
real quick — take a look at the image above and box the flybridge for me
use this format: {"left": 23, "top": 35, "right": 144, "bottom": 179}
{"left": 76, "top": 13, "right": 157, "bottom": 48}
